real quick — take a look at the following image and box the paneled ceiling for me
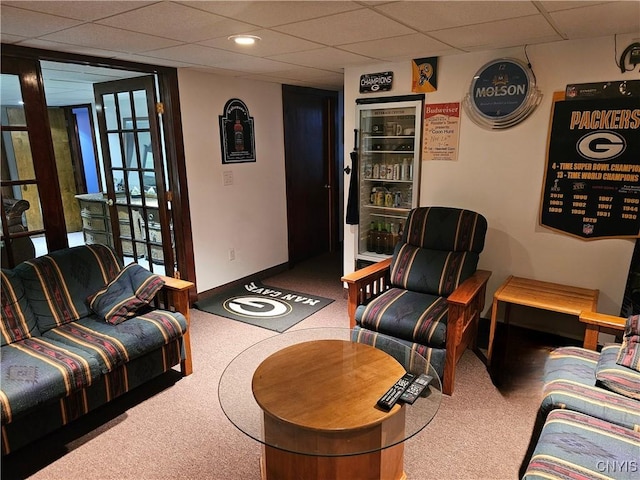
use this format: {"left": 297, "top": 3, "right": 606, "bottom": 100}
{"left": 1, "top": 1, "right": 639, "bottom": 105}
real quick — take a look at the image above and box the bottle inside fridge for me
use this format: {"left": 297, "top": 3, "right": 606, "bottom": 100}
{"left": 355, "top": 95, "right": 423, "bottom": 264}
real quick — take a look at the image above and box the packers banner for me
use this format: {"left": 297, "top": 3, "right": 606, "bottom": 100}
{"left": 540, "top": 96, "right": 640, "bottom": 239}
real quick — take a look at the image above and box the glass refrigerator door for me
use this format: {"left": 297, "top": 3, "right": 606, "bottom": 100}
{"left": 356, "top": 99, "right": 422, "bottom": 263}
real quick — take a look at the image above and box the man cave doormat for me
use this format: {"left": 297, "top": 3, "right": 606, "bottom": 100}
{"left": 194, "top": 281, "right": 334, "bottom": 332}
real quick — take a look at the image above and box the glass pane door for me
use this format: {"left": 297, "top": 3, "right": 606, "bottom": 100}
{"left": 93, "top": 76, "right": 174, "bottom": 274}
{"left": 1, "top": 71, "right": 45, "bottom": 266}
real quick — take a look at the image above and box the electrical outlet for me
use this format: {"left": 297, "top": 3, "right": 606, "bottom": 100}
{"left": 228, "top": 248, "right": 235, "bottom": 261}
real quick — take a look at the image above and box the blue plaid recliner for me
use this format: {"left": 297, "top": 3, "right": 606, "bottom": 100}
{"left": 342, "top": 206, "right": 491, "bottom": 395}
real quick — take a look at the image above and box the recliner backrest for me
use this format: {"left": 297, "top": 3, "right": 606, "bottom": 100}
{"left": 390, "top": 207, "right": 487, "bottom": 296}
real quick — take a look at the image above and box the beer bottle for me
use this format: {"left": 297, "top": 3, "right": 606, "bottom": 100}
{"left": 234, "top": 112, "right": 244, "bottom": 152}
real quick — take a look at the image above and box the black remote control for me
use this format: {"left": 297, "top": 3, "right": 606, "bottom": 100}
{"left": 376, "top": 372, "right": 415, "bottom": 410}
{"left": 399, "top": 373, "right": 433, "bottom": 404}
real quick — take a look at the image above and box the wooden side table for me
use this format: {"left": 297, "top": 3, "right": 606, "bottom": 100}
{"left": 486, "top": 276, "right": 599, "bottom": 367}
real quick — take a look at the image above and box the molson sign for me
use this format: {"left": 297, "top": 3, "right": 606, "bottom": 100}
{"left": 463, "top": 58, "right": 542, "bottom": 129}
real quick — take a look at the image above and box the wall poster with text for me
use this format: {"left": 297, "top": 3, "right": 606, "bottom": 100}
{"left": 540, "top": 94, "right": 640, "bottom": 239}
{"left": 422, "top": 102, "right": 460, "bottom": 161}
{"left": 219, "top": 98, "right": 255, "bottom": 164}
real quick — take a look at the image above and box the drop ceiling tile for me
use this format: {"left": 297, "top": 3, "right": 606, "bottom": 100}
{"left": 0, "top": 33, "right": 28, "bottom": 44}
{"left": 143, "top": 44, "right": 292, "bottom": 73}
{"left": 373, "top": 1, "right": 539, "bottom": 32}
{"left": 432, "top": 14, "right": 561, "bottom": 51}
{"left": 273, "top": 8, "right": 414, "bottom": 45}
{"left": 2, "top": 1, "right": 154, "bottom": 21}
{"left": 539, "top": 1, "right": 612, "bottom": 13}
{"left": 182, "top": 1, "right": 361, "bottom": 28}
{"left": 269, "top": 47, "right": 374, "bottom": 71}
{"left": 96, "top": 2, "right": 256, "bottom": 43}
{"left": 550, "top": 1, "right": 640, "bottom": 37}
{"left": 339, "top": 33, "right": 460, "bottom": 60}
{"left": 198, "top": 29, "right": 323, "bottom": 56}
{"left": 0, "top": 6, "right": 83, "bottom": 37}
{"left": 7, "top": 38, "right": 125, "bottom": 59}
{"left": 38, "top": 23, "right": 182, "bottom": 54}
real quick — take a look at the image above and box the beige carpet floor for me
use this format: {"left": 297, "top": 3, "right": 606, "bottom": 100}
{"left": 1, "top": 252, "right": 564, "bottom": 480}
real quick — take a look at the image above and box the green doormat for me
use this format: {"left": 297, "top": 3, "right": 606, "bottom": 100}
{"left": 195, "top": 281, "right": 334, "bottom": 332}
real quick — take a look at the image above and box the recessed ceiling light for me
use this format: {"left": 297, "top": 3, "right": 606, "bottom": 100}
{"left": 228, "top": 35, "right": 261, "bottom": 46}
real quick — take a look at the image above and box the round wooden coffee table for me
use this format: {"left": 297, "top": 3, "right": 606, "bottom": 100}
{"left": 218, "top": 328, "right": 441, "bottom": 480}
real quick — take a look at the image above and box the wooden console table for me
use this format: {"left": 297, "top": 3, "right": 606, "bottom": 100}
{"left": 486, "top": 276, "right": 599, "bottom": 366}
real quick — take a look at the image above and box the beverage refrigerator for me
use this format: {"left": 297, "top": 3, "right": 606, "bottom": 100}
{"left": 354, "top": 94, "right": 424, "bottom": 265}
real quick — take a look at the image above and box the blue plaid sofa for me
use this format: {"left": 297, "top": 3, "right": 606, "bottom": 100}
{"left": 1, "top": 244, "right": 193, "bottom": 455}
{"left": 521, "top": 313, "right": 640, "bottom": 479}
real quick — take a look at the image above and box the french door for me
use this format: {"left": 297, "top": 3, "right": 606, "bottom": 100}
{"left": 1, "top": 57, "right": 67, "bottom": 266}
{"left": 93, "top": 77, "right": 175, "bottom": 275}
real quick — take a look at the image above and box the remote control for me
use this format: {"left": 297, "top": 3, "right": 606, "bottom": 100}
{"left": 376, "top": 372, "right": 415, "bottom": 410}
{"left": 399, "top": 373, "right": 433, "bottom": 404}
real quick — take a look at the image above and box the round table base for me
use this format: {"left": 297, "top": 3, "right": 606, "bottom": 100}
{"left": 259, "top": 406, "right": 407, "bottom": 480}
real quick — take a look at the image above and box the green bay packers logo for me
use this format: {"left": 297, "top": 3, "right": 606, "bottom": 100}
{"left": 223, "top": 296, "right": 292, "bottom": 319}
{"left": 577, "top": 131, "right": 626, "bottom": 161}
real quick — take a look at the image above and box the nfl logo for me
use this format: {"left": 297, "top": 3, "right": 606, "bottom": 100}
{"left": 582, "top": 224, "right": 594, "bottom": 235}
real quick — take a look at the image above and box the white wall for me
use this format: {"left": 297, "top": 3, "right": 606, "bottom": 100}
{"left": 177, "top": 70, "right": 288, "bottom": 292}
{"left": 343, "top": 33, "right": 639, "bottom": 323}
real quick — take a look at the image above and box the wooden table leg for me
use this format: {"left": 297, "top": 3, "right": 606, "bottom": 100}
{"left": 583, "top": 324, "right": 600, "bottom": 350}
{"left": 487, "top": 298, "right": 500, "bottom": 366}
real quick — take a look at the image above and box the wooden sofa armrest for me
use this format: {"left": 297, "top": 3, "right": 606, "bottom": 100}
{"left": 443, "top": 270, "right": 492, "bottom": 394}
{"left": 341, "top": 258, "right": 392, "bottom": 328}
{"left": 579, "top": 310, "right": 626, "bottom": 351}
{"left": 158, "top": 276, "right": 194, "bottom": 376}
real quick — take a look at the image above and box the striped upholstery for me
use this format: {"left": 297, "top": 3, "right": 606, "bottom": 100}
{"left": 43, "top": 311, "right": 187, "bottom": 374}
{"left": 617, "top": 314, "right": 640, "bottom": 371}
{"left": 0, "top": 336, "right": 103, "bottom": 424}
{"left": 14, "top": 244, "right": 122, "bottom": 332}
{"left": 403, "top": 207, "right": 487, "bottom": 253}
{"left": 595, "top": 345, "right": 640, "bottom": 400}
{"left": 523, "top": 410, "right": 640, "bottom": 480}
{"left": 0, "top": 245, "right": 190, "bottom": 455}
{"left": 541, "top": 346, "right": 640, "bottom": 431}
{"left": 354, "top": 207, "right": 487, "bottom": 381}
{"left": 1, "top": 269, "right": 39, "bottom": 346}
{"left": 352, "top": 326, "right": 444, "bottom": 377}
{"left": 1, "top": 339, "right": 182, "bottom": 455}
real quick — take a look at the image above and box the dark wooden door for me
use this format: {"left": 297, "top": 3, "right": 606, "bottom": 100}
{"left": 282, "top": 85, "right": 338, "bottom": 264}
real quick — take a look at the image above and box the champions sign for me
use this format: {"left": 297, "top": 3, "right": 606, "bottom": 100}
{"left": 540, "top": 95, "right": 640, "bottom": 239}
{"left": 360, "top": 72, "right": 393, "bottom": 93}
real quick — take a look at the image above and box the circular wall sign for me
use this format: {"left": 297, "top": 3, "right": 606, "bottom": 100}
{"left": 463, "top": 58, "right": 542, "bottom": 129}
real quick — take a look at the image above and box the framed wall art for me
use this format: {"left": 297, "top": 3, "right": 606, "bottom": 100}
{"left": 219, "top": 98, "right": 255, "bottom": 163}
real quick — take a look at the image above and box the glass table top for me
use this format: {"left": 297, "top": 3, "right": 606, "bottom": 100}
{"left": 218, "top": 327, "right": 442, "bottom": 457}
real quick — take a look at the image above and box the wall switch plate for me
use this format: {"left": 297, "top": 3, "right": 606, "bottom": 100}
{"left": 223, "top": 171, "right": 233, "bottom": 186}
{"left": 228, "top": 248, "right": 235, "bottom": 261}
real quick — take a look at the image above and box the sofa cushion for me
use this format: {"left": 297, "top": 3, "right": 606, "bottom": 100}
{"left": 595, "top": 344, "right": 640, "bottom": 400}
{"left": 355, "top": 287, "right": 448, "bottom": 347}
{"left": 352, "top": 326, "right": 445, "bottom": 379}
{"left": 523, "top": 409, "right": 640, "bottom": 480}
{"left": 0, "top": 336, "right": 103, "bottom": 424}
{"left": 88, "top": 263, "right": 165, "bottom": 325}
{"left": 42, "top": 311, "right": 188, "bottom": 373}
{"left": 14, "top": 245, "right": 122, "bottom": 333}
{"left": 1, "top": 269, "right": 39, "bottom": 346}
{"left": 403, "top": 207, "right": 487, "bottom": 253}
{"left": 543, "top": 346, "right": 599, "bottom": 385}
{"left": 617, "top": 314, "right": 640, "bottom": 371}
{"left": 390, "top": 244, "right": 479, "bottom": 296}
